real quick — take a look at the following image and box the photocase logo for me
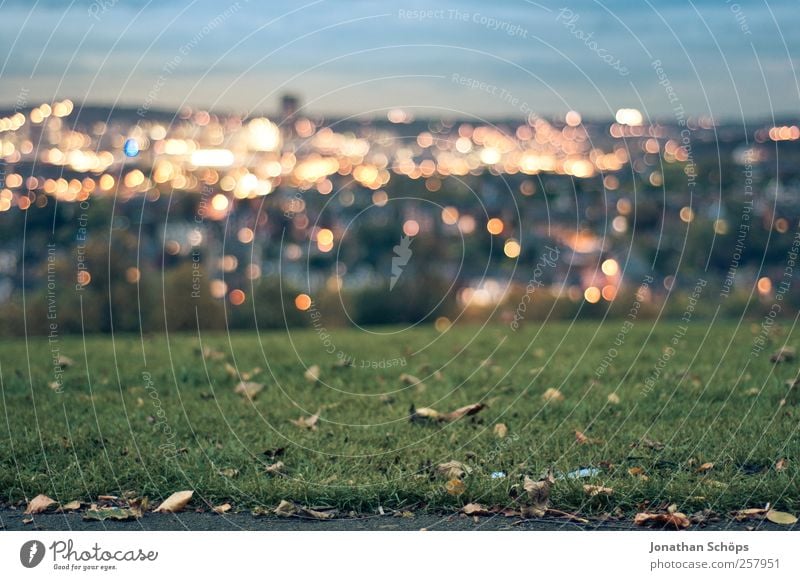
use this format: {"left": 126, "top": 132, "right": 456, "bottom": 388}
{"left": 390, "top": 235, "right": 413, "bottom": 291}
{"left": 20, "top": 540, "right": 46, "bottom": 568}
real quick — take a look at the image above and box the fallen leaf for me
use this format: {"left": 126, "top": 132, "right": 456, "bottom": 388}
{"left": 522, "top": 472, "right": 555, "bottom": 516}
{"left": 57, "top": 355, "right": 75, "bottom": 368}
{"left": 154, "top": 490, "right": 193, "bottom": 513}
{"left": 265, "top": 461, "right": 285, "bottom": 475}
{"left": 274, "top": 500, "right": 298, "bottom": 517}
{"left": 775, "top": 458, "right": 788, "bottom": 471}
{"left": 583, "top": 484, "right": 614, "bottom": 497}
{"left": 25, "top": 494, "right": 56, "bottom": 515}
{"left": 461, "top": 503, "right": 490, "bottom": 516}
{"left": 49, "top": 381, "right": 61, "bottom": 391}
{"left": 493, "top": 423, "right": 508, "bottom": 438}
{"left": 445, "top": 479, "right": 466, "bottom": 496}
{"left": 241, "top": 367, "right": 261, "bottom": 381}
{"left": 409, "top": 403, "right": 485, "bottom": 423}
{"left": 732, "top": 507, "right": 769, "bottom": 521}
{"left": 542, "top": 388, "right": 564, "bottom": 402}
{"left": 634, "top": 512, "right": 690, "bottom": 529}
{"left": 299, "top": 506, "right": 335, "bottom": 520}
{"left": 409, "top": 405, "right": 440, "bottom": 422}
{"left": 574, "top": 430, "right": 601, "bottom": 445}
{"left": 696, "top": 462, "right": 714, "bottom": 473}
{"left": 607, "top": 393, "right": 621, "bottom": 405}
{"left": 400, "top": 373, "right": 421, "bottom": 386}
{"left": 766, "top": 510, "right": 798, "bottom": 525}
{"left": 97, "top": 494, "right": 118, "bottom": 501}
{"left": 219, "top": 468, "right": 239, "bottom": 478}
{"left": 770, "top": 346, "right": 796, "bottom": 363}
{"left": 632, "top": 437, "right": 665, "bottom": 451}
{"left": 212, "top": 503, "right": 232, "bottom": 514}
{"left": 436, "top": 461, "right": 472, "bottom": 479}
{"left": 234, "top": 381, "right": 263, "bottom": 400}
{"left": 83, "top": 507, "right": 141, "bottom": 522}
{"left": 59, "top": 501, "right": 82, "bottom": 511}
{"left": 224, "top": 362, "right": 237, "bottom": 377}
{"left": 274, "top": 500, "right": 335, "bottom": 519}
{"left": 304, "top": 365, "right": 321, "bottom": 383}
{"left": 201, "top": 346, "right": 225, "bottom": 361}
{"left": 628, "top": 466, "right": 649, "bottom": 480}
{"left": 291, "top": 411, "right": 320, "bottom": 430}
{"left": 441, "top": 403, "right": 486, "bottom": 422}
{"left": 546, "top": 508, "right": 589, "bottom": 524}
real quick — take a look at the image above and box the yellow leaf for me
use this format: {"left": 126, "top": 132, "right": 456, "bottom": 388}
{"left": 212, "top": 503, "right": 232, "bottom": 514}
{"left": 766, "top": 510, "right": 798, "bottom": 525}
{"left": 445, "top": 479, "right": 466, "bottom": 496}
{"left": 154, "top": 490, "right": 193, "bottom": 513}
{"left": 493, "top": 423, "right": 508, "bottom": 438}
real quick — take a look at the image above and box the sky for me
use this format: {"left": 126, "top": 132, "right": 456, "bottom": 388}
{"left": 0, "top": 0, "right": 798, "bottom": 120}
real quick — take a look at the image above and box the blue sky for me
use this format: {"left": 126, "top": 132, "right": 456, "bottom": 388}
{"left": 0, "top": 0, "right": 797, "bottom": 119}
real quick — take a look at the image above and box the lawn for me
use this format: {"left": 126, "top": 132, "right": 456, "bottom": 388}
{"left": 1, "top": 320, "right": 798, "bottom": 520}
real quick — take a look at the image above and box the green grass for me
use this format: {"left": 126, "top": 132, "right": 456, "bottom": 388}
{"left": 1, "top": 321, "right": 798, "bottom": 518}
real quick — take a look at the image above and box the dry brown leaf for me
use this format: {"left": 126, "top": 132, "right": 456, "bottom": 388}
{"left": 628, "top": 466, "right": 649, "bottom": 480}
{"left": 441, "top": 403, "right": 486, "bottom": 422}
{"left": 607, "top": 393, "right": 621, "bottom": 405}
{"left": 234, "top": 381, "right": 263, "bottom": 400}
{"left": 770, "top": 346, "right": 796, "bottom": 363}
{"left": 583, "top": 484, "right": 614, "bottom": 497}
{"left": 634, "top": 512, "right": 690, "bottom": 529}
{"left": 299, "top": 506, "right": 335, "bottom": 520}
{"left": 242, "top": 367, "right": 261, "bottom": 381}
{"left": 212, "top": 503, "right": 232, "bottom": 514}
{"left": 575, "top": 430, "right": 590, "bottom": 444}
{"left": 632, "top": 438, "right": 665, "bottom": 451}
{"left": 304, "top": 365, "right": 321, "bottom": 383}
{"left": 400, "top": 373, "right": 421, "bottom": 386}
{"left": 265, "top": 461, "right": 286, "bottom": 475}
{"left": 775, "top": 458, "right": 788, "bottom": 471}
{"left": 154, "top": 490, "right": 193, "bottom": 513}
{"left": 57, "top": 355, "right": 75, "bottom": 368}
{"left": 274, "top": 500, "right": 298, "bottom": 517}
{"left": 224, "top": 362, "right": 237, "bottom": 377}
{"left": 461, "top": 503, "right": 491, "bottom": 516}
{"left": 59, "top": 500, "right": 82, "bottom": 511}
{"left": 574, "top": 430, "right": 602, "bottom": 445}
{"left": 766, "top": 510, "right": 798, "bottom": 525}
{"left": 49, "top": 381, "right": 61, "bottom": 391}
{"left": 696, "top": 462, "right": 714, "bottom": 473}
{"left": 201, "top": 346, "right": 225, "bottom": 361}
{"left": 445, "top": 479, "right": 466, "bottom": 496}
{"left": 493, "top": 423, "right": 508, "bottom": 439}
{"left": 436, "top": 461, "right": 471, "bottom": 479}
{"left": 522, "top": 472, "right": 555, "bottom": 516}
{"left": 542, "top": 388, "right": 564, "bottom": 403}
{"left": 97, "top": 494, "right": 118, "bottom": 501}
{"left": 291, "top": 411, "right": 320, "bottom": 430}
{"left": 25, "top": 494, "right": 56, "bottom": 515}
{"left": 410, "top": 403, "right": 485, "bottom": 423}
